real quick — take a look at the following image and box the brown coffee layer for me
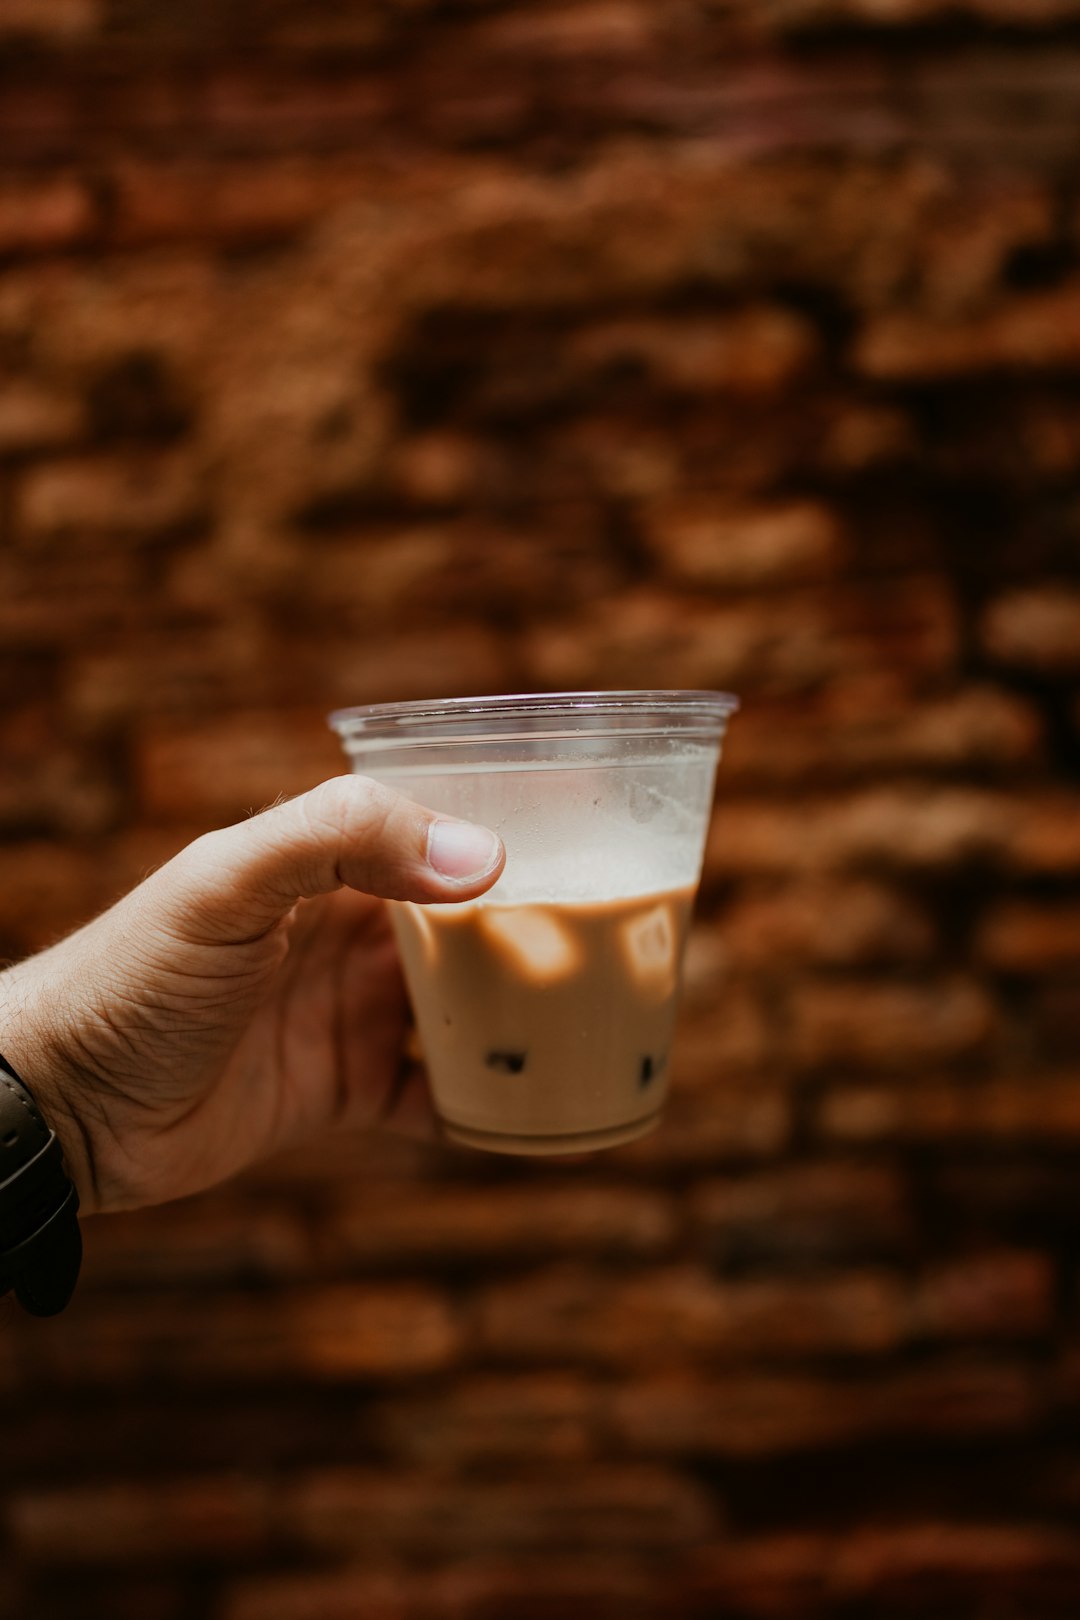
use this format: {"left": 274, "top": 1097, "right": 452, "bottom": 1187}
{"left": 391, "top": 886, "right": 696, "bottom": 1152}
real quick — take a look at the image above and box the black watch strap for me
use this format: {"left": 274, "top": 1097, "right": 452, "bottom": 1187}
{"left": 0, "top": 1054, "right": 82, "bottom": 1316}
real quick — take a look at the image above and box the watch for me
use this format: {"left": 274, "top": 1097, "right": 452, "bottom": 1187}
{"left": 0, "top": 1054, "right": 82, "bottom": 1316}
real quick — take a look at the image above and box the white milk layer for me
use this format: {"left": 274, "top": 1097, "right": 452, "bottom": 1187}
{"left": 363, "top": 750, "right": 719, "bottom": 903}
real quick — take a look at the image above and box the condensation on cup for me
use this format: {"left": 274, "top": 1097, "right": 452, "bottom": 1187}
{"left": 329, "top": 690, "right": 738, "bottom": 1156}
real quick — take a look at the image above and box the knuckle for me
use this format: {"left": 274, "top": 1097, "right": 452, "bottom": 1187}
{"left": 303, "top": 775, "right": 409, "bottom": 869}
{"left": 306, "top": 775, "right": 378, "bottom": 839}
{"left": 166, "top": 829, "right": 224, "bottom": 892}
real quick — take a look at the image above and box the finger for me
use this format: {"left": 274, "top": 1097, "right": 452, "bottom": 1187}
{"left": 153, "top": 774, "right": 504, "bottom": 944}
{"left": 373, "top": 1060, "right": 438, "bottom": 1142}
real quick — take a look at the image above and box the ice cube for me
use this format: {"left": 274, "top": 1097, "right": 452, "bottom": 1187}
{"left": 620, "top": 902, "right": 677, "bottom": 997}
{"left": 480, "top": 906, "right": 581, "bottom": 984}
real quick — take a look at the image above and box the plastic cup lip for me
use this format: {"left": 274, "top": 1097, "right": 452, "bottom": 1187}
{"left": 329, "top": 689, "right": 739, "bottom": 748}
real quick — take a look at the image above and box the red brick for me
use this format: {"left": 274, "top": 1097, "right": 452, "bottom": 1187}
{"left": 786, "top": 977, "right": 996, "bottom": 1070}
{"left": 828, "top": 1520, "right": 1080, "bottom": 1607}
{"left": 223, "top": 1559, "right": 696, "bottom": 1620}
{"left": 544, "top": 411, "right": 687, "bottom": 499}
{"left": 108, "top": 158, "right": 381, "bottom": 247}
{"left": 15, "top": 452, "right": 206, "bottom": 545}
{"left": 818, "top": 1074, "right": 1080, "bottom": 1145}
{"left": 376, "top": 1373, "right": 600, "bottom": 1465}
{"left": 982, "top": 585, "right": 1080, "bottom": 673}
{"left": 0, "top": 382, "right": 83, "bottom": 454}
{"left": 615, "top": 1080, "right": 791, "bottom": 1167}
{"left": 867, "top": 166, "right": 1053, "bottom": 313}
{"left": 8, "top": 1474, "right": 273, "bottom": 1565}
{"left": 467, "top": 1247, "right": 1046, "bottom": 1366}
{"left": 831, "top": 0, "right": 1080, "bottom": 18}
{"left": 389, "top": 430, "right": 501, "bottom": 507}
{"left": 690, "top": 1163, "right": 914, "bottom": 1265}
{"left": 65, "top": 621, "right": 273, "bottom": 724}
{"left": 0, "top": 259, "right": 217, "bottom": 379}
{"left": 695, "top": 1522, "right": 1080, "bottom": 1613}
{"left": 525, "top": 578, "right": 957, "bottom": 695}
{"left": 887, "top": 686, "right": 1045, "bottom": 770}
{"left": 721, "top": 685, "right": 1043, "bottom": 782}
{"left": 822, "top": 786, "right": 1020, "bottom": 870}
{"left": 301, "top": 510, "right": 623, "bottom": 627}
{"left": 82, "top": 1200, "right": 312, "bottom": 1288}
{"left": 0, "top": 546, "right": 146, "bottom": 646}
{"left": 689, "top": 1532, "right": 832, "bottom": 1618}
{"left": 817, "top": 399, "right": 917, "bottom": 470}
{"left": 0, "top": 0, "right": 100, "bottom": 37}
{"left": 221, "top": 1570, "right": 410, "bottom": 1620}
{"left": 475, "top": 3, "right": 665, "bottom": 57}
{"left": 197, "top": 70, "right": 393, "bottom": 149}
{"left": 396, "top": 154, "right": 1035, "bottom": 319}
{"left": 328, "top": 1183, "right": 676, "bottom": 1268}
{"left": 641, "top": 497, "right": 845, "bottom": 588}
{"left": 270, "top": 1288, "right": 456, "bottom": 1379}
{"left": 856, "top": 281, "right": 1080, "bottom": 380}
{"left": 0, "top": 709, "right": 121, "bottom": 842}
{"left": 568, "top": 306, "right": 819, "bottom": 396}
{"left": 715, "top": 880, "right": 935, "bottom": 970}
{"left": 474, "top": 1263, "right": 908, "bottom": 1365}
{"left": 609, "top": 1359, "right": 1044, "bottom": 1457}
{"left": 10, "top": 1284, "right": 459, "bottom": 1387}
{"left": 704, "top": 787, "right": 1080, "bottom": 880}
{"left": 397, "top": 153, "right": 724, "bottom": 310}
{"left": 1011, "top": 796, "right": 1080, "bottom": 872}
{"left": 285, "top": 1464, "right": 717, "bottom": 1558}
{"left": 976, "top": 901, "right": 1080, "bottom": 973}
{"left": 912, "top": 1252, "right": 1053, "bottom": 1343}
{"left": 0, "top": 175, "right": 96, "bottom": 252}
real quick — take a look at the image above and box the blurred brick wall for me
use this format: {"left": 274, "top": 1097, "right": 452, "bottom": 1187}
{"left": 4, "top": 1, "right": 1080, "bottom": 1616}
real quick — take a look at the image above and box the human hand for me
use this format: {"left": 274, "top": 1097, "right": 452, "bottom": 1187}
{"left": 0, "top": 777, "right": 504, "bottom": 1216}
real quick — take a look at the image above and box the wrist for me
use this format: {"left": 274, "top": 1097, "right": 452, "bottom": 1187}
{"left": 0, "top": 958, "right": 99, "bottom": 1218}
{"left": 0, "top": 1045, "right": 85, "bottom": 1315}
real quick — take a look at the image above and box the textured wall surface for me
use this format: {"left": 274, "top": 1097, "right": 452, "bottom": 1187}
{"left": 4, "top": 2, "right": 1080, "bottom": 1616}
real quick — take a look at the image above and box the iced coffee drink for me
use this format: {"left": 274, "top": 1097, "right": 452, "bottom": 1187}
{"left": 330, "top": 691, "right": 737, "bottom": 1155}
{"left": 391, "top": 885, "right": 696, "bottom": 1151}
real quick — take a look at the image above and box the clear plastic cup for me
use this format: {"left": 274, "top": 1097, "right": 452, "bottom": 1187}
{"left": 329, "top": 690, "right": 738, "bottom": 1155}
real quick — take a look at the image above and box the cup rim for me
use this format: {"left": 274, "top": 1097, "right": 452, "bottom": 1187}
{"left": 329, "top": 688, "right": 739, "bottom": 743}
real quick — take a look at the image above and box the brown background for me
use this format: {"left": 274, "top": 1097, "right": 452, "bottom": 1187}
{"left": 4, "top": 1, "right": 1080, "bottom": 1616}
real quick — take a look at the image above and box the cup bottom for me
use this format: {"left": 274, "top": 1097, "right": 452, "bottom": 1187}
{"left": 439, "top": 1109, "right": 663, "bottom": 1157}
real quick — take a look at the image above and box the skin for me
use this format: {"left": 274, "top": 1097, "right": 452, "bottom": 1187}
{"left": 0, "top": 776, "right": 504, "bottom": 1216}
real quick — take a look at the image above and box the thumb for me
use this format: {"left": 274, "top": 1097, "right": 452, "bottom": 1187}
{"left": 151, "top": 775, "right": 505, "bottom": 944}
